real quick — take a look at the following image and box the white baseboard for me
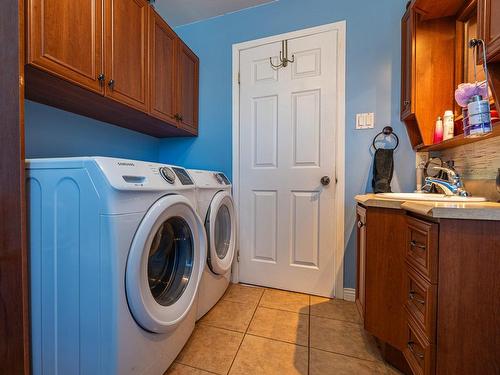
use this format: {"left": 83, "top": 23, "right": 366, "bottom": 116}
{"left": 343, "top": 288, "right": 355, "bottom": 302}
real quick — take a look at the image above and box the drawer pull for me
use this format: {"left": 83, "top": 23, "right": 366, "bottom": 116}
{"left": 410, "top": 240, "right": 426, "bottom": 250}
{"left": 408, "top": 341, "right": 424, "bottom": 360}
{"left": 409, "top": 291, "right": 426, "bottom": 305}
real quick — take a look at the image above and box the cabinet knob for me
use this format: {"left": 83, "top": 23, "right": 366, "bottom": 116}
{"left": 357, "top": 220, "right": 364, "bottom": 229}
{"left": 98, "top": 74, "right": 105, "bottom": 85}
{"left": 407, "top": 341, "right": 424, "bottom": 360}
{"left": 108, "top": 79, "right": 115, "bottom": 90}
{"left": 409, "top": 291, "right": 425, "bottom": 305}
{"left": 410, "top": 240, "right": 426, "bottom": 250}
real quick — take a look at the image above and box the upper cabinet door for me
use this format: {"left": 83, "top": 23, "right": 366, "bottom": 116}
{"left": 150, "top": 9, "right": 178, "bottom": 125}
{"left": 177, "top": 41, "right": 199, "bottom": 134}
{"left": 27, "top": 0, "right": 104, "bottom": 93}
{"left": 479, "top": 0, "right": 500, "bottom": 62}
{"left": 401, "top": 7, "right": 415, "bottom": 121}
{"left": 105, "top": 0, "right": 149, "bottom": 111}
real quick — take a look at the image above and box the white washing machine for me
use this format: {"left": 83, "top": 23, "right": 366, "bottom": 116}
{"left": 27, "top": 157, "right": 207, "bottom": 375}
{"left": 187, "top": 169, "right": 236, "bottom": 320}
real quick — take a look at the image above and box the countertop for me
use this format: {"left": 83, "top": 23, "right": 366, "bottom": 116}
{"left": 355, "top": 194, "right": 500, "bottom": 221}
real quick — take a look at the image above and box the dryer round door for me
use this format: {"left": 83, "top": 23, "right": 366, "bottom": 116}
{"left": 206, "top": 191, "right": 236, "bottom": 275}
{"left": 126, "top": 195, "right": 207, "bottom": 333}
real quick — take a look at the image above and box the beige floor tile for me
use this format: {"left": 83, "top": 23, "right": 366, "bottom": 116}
{"left": 176, "top": 325, "right": 243, "bottom": 375}
{"left": 200, "top": 300, "right": 256, "bottom": 332}
{"left": 310, "top": 349, "right": 387, "bottom": 375}
{"left": 229, "top": 335, "right": 308, "bottom": 375}
{"left": 310, "top": 296, "right": 361, "bottom": 324}
{"left": 222, "top": 283, "right": 264, "bottom": 306}
{"left": 247, "top": 306, "right": 309, "bottom": 346}
{"left": 259, "top": 289, "right": 310, "bottom": 314}
{"left": 310, "top": 316, "right": 382, "bottom": 362}
{"left": 165, "top": 363, "right": 216, "bottom": 375}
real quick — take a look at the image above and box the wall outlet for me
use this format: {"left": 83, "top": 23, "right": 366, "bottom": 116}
{"left": 356, "top": 113, "right": 375, "bottom": 129}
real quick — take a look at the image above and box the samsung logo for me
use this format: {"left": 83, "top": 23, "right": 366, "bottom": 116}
{"left": 118, "top": 162, "right": 135, "bottom": 167}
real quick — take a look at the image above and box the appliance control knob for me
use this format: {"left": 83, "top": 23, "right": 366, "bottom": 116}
{"left": 214, "top": 173, "right": 223, "bottom": 184}
{"left": 159, "top": 167, "right": 176, "bottom": 184}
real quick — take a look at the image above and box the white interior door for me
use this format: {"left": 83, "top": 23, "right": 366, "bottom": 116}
{"left": 237, "top": 27, "right": 342, "bottom": 297}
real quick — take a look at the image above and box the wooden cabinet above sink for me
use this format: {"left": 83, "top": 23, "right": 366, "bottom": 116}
{"left": 25, "top": 0, "right": 199, "bottom": 137}
{"left": 400, "top": 0, "right": 500, "bottom": 151}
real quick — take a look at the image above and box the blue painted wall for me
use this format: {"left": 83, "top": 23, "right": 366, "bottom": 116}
{"left": 25, "top": 100, "right": 159, "bottom": 161}
{"left": 158, "top": 0, "right": 416, "bottom": 288}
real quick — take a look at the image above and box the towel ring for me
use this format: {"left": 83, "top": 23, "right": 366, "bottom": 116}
{"left": 372, "top": 126, "right": 399, "bottom": 151}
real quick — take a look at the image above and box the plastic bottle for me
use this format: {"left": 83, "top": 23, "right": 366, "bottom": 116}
{"left": 443, "top": 110, "right": 455, "bottom": 140}
{"left": 433, "top": 116, "right": 443, "bottom": 144}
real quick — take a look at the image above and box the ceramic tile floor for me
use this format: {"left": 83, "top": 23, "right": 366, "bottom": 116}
{"left": 166, "top": 284, "right": 402, "bottom": 375}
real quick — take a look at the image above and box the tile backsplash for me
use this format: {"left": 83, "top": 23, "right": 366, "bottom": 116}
{"left": 434, "top": 136, "right": 500, "bottom": 202}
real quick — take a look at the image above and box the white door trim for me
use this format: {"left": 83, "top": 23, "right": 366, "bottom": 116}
{"left": 231, "top": 21, "right": 346, "bottom": 299}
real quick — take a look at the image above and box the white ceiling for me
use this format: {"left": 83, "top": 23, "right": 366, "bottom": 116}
{"left": 154, "top": 0, "right": 277, "bottom": 27}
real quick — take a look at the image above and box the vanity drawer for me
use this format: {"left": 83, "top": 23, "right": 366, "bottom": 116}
{"left": 405, "top": 216, "right": 438, "bottom": 283}
{"left": 405, "top": 264, "right": 437, "bottom": 341}
{"left": 403, "top": 315, "right": 435, "bottom": 375}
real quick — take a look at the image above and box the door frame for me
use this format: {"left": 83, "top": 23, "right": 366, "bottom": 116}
{"left": 231, "top": 21, "right": 346, "bottom": 299}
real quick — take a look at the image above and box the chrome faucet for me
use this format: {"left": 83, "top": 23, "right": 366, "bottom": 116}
{"left": 423, "top": 162, "right": 470, "bottom": 197}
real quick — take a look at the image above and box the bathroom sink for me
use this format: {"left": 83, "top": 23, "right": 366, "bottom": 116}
{"left": 378, "top": 193, "right": 487, "bottom": 202}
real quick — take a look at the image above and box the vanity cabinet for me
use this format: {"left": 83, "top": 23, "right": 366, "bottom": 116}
{"left": 25, "top": 0, "right": 199, "bottom": 137}
{"left": 357, "top": 204, "right": 500, "bottom": 374}
{"left": 355, "top": 205, "right": 366, "bottom": 318}
{"left": 356, "top": 207, "right": 407, "bottom": 352}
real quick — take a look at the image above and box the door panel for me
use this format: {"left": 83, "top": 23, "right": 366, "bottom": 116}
{"left": 239, "top": 30, "right": 340, "bottom": 297}
{"left": 150, "top": 8, "right": 178, "bottom": 124}
{"left": 177, "top": 41, "right": 199, "bottom": 134}
{"left": 28, "top": 0, "right": 103, "bottom": 93}
{"left": 105, "top": 0, "right": 149, "bottom": 111}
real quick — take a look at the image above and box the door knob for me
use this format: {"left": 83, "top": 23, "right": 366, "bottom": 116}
{"left": 320, "top": 176, "right": 331, "bottom": 186}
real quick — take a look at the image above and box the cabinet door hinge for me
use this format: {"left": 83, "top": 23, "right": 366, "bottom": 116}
{"left": 238, "top": 72, "right": 241, "bottom": 85}
{"left": 237, "top": 250, "right": 240, "bottom": 262}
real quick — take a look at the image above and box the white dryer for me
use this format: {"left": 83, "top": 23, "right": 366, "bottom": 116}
{"left": 27, "top": 157, "right": 207, "bottom": 375}
{"left": 187, "top": 169, "right": 236, "bottom": 319}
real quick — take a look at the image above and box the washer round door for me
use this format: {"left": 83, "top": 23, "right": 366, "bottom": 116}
{"left": 206, "top": 191, "right": 236, "bottom": 275}
{"left": 126, "top": 194, "right": 207, "bottom": 333}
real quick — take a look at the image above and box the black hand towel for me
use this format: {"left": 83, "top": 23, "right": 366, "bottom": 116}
{"left": 372, "top": 148, "right": 394, "bottom": 193}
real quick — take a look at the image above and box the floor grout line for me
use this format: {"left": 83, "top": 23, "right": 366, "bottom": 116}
{"left": 225, "top": 285, "right": 265, "bottom": 375}
{"left": 309, "top": 346, "right": 387, "bottom": 365}
{"left": 171, "top": 361, "right": 221, "bottom": 374}
{"left": 244, "top": 332, "right": 309, "bottom": 348}
{"left": 308, "top": 294, "right": 311, "bottom": 375}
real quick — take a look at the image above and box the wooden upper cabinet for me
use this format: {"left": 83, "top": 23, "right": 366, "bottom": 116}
{"left": 177, "top": 41, "right": 199, "bottom": 134}
{"left": 401, "top": 7, "right": 416, "bottom": 121}
{"left": 27, "top": 0, "right": 104, "bottom": 93}
{"left": 478, "top": 0, "right": 500, "bottom": 62}
{"left": 25, "top": 0, "right": 200, "bottom": 137}
{"left": 105, "top": 0, "right": 149, "bottom": 112}
{"left": 149, "top": 8, "right": 178, "bottom": 125}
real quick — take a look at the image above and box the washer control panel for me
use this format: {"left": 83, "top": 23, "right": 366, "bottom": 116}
{"left": 159, "top": 167, "right": 176, "bottom": 184}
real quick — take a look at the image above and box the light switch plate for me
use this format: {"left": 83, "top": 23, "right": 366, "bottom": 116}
{"left": 356, "top": 112, "right": 375, "bottom": 129}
